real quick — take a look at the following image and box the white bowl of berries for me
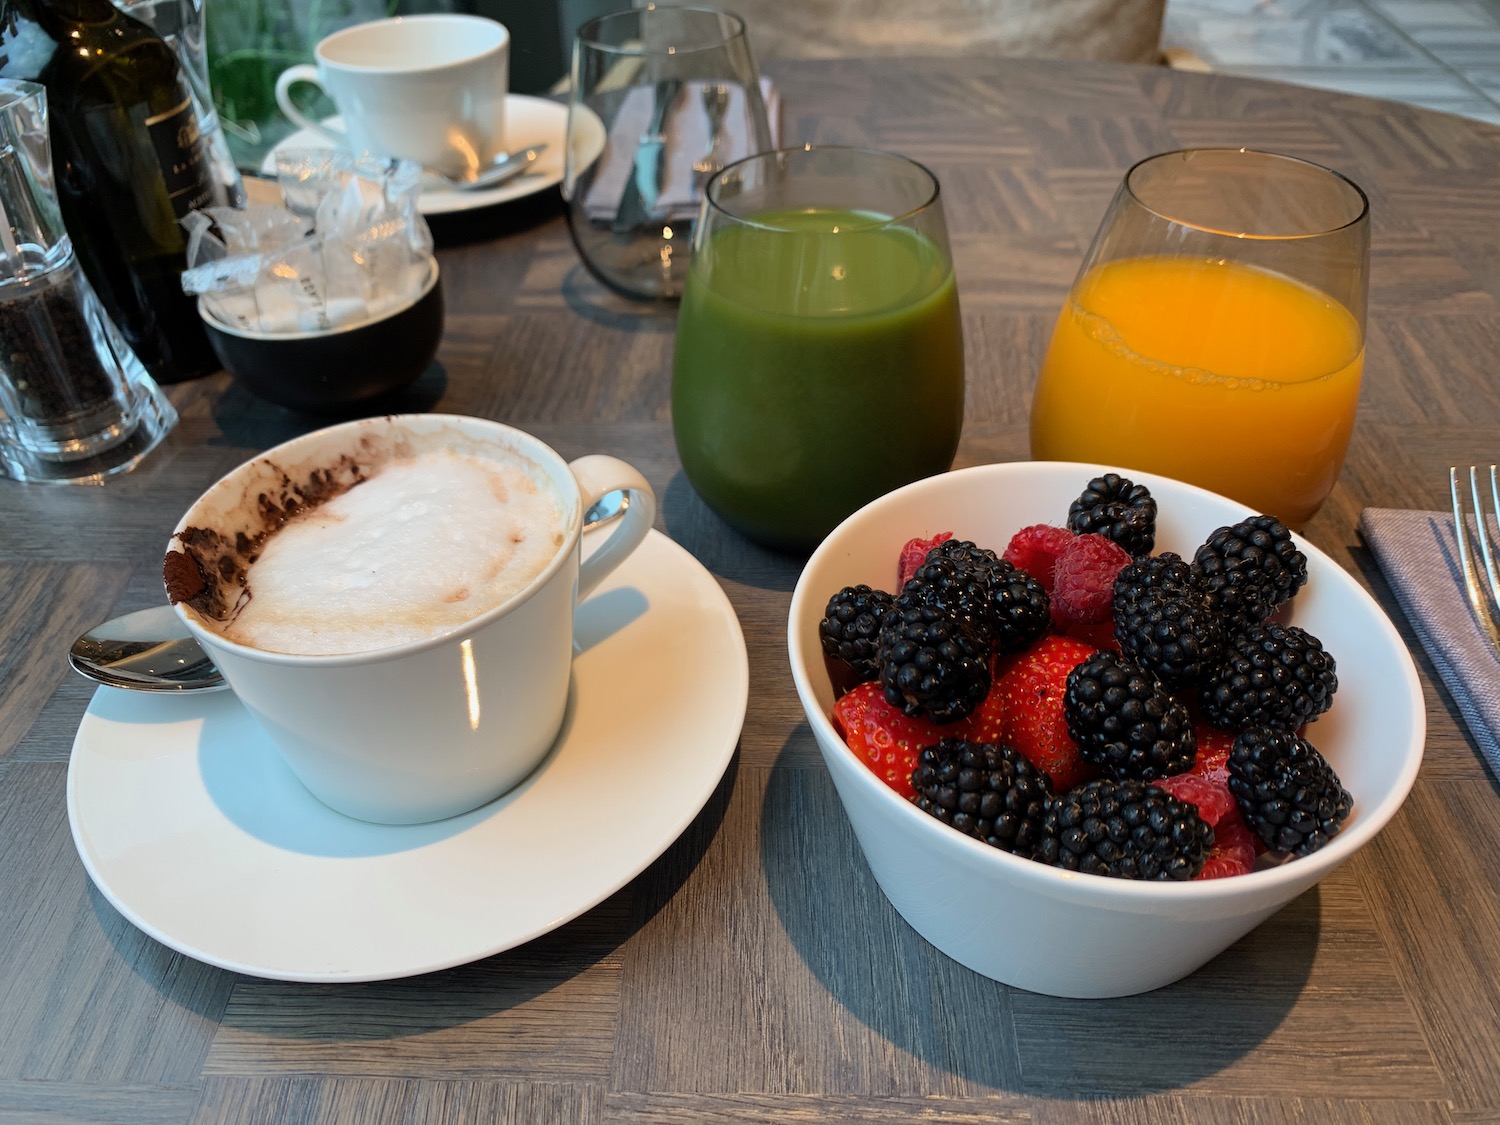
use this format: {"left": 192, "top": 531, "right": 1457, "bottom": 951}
{"left": 787, "top": 461, "right": 1424, "bottom": 998}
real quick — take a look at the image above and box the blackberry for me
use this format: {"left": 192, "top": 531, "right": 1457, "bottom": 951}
{"left": 911, "top": 738, "right": 1052, "bottom": 857}
{"left": 1199, "top": 622, "right": 1338, "bottom": 732}
{"left": 906, "top": 554, "right": 1002, "bottom": 648}
{"left": 908, "top": 541, "right": 1049, "bottom": 654}
{"left": 1063, "top": 651, "right": 1197, "bottom": 780}
{"left": 1228, "top": 727, "right": 1351, "bottom": 856}
{"left": 877, "top": 598, "right": 991, "bottom": 724}
{"left": 1035, "top": 778, "right": 1214, "bottom": 880}
{"left": 1067, "top": 473, "right": 1157, "bottom": 557}
{"left": 925, "top": 537, "right": 1009, "bottom": 575}
{"left": 818, "top": 585, "right": 894, "bottom": 684}
{"left": 1192, "top": 514, "right": 1308, "bottom": 628}
{"left": 1112, "top": 552, "right": 1224, "bottom": 688}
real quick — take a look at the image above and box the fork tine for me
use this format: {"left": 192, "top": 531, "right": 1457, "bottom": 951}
{"left": 1468, "top": 467, "right": 1500, "bottom": 604}
{"left": 1452, "top": 465, "right": 1500, "bottom": 653}
{"left": 1482, "top": 466, "right": 1500, "bottom": 616}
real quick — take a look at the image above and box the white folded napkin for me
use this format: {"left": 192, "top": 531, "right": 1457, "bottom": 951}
{"left": 1360, "top": 507, "right": 1500, "bottom": 773}
{"left": 582, "top": 77, "right": 781, "bottom": 223}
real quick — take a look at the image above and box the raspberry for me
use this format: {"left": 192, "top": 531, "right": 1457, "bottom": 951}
{"left": 897, "top": 531, "right": 953, "bottom": 588}
{"left": 1196, "top": 810, "right": 1258, "bottom": 879}
{"left": 1051, "top": 533, "right": 1131, "bottom": 627}
{"left": 1002, "top": 524, "right": 1073, "bottom": 592}
{"left": 1153, "top": 771, "right": 1237, "bottom": 828}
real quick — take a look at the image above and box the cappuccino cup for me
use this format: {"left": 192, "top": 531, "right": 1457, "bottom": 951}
{"left": 164, "top": 415, "right": 655, "bottom": 824}
{"left": 275, "top": 14, "right": 509, "bottom": 181}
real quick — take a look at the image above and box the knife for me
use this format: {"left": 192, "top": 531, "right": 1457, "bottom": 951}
{"left": 612, "top": 78, "right": 683, "bottom": 233}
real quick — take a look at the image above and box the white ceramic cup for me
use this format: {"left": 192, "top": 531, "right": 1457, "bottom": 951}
{"left": 165, "top": 414, "right": 655, "bottom": 825}
{"left": 275, "top": 14, "right": 509, "bottom": 181}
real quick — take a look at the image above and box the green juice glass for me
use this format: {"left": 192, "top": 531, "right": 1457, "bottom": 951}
{"left": 672, "top": 146, "right": 964, "bottom": 553}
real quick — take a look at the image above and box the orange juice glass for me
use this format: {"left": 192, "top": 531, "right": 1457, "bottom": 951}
{"left": 1030, "top": 149, "right": 1369, "bottom": 527}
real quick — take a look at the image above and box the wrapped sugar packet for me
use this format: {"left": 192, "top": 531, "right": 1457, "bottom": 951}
{"left": 181, "top": 150, "right": 434, "bottom": 335}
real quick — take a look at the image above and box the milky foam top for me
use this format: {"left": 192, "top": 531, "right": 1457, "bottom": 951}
{"left": 217, "top": 447, "right": 566, "bottom": 656}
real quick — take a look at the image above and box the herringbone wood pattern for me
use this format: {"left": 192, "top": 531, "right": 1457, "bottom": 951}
{"left": 3, "top": 57, "right": 1499, "bottom": 1124}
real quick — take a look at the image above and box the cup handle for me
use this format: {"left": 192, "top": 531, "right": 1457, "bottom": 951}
{"left": 570, "top": 455, "right": 656, "bottom": 602}
{"left": 274, "top": 65, "right": 346, "bottom": 146}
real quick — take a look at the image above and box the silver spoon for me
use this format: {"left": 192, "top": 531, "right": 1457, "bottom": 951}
{"left": 69, "top": 493, "right": 632, "bottom": 694}
{"left": 427, "top": 143, "right": 547, "bottom": 191}
{"left": 69, "top": 604, "right": 226, "bottom": 694}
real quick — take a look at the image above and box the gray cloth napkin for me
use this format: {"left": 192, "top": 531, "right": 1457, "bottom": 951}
{"left": 1360, "top": 507, "right": 1500, "bottom": 773}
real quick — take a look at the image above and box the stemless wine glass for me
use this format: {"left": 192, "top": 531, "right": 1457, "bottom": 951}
{"left": 564, "top": 5, "right": 772, "bottom": 300}
{"left": 672, "top": 146, "right": 965, "bottom": 552}
{"left": 1030, "top": 148, "right": 1369, "bottom": 528}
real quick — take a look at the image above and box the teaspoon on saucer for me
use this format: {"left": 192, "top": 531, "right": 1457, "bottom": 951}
{"left": 69, "top": 604, "right": 228, "bottom": 693}
{"left": 68, "top": 492, "right": 631, "bottom": 695}
{"left": 426, "top": 143, "right": 548, "bottom": 191}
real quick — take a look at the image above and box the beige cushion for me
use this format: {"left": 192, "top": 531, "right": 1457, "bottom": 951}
{"left": 729, "top": 0, "right": 1167, "bottom": 65}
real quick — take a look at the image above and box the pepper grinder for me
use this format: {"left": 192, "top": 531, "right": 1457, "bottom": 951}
{"left": 0, "top": 79, "right": 177, "bottom": 484}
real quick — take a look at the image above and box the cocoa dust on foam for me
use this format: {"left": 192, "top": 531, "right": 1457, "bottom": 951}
{"left": 164, "top": 430, "right": 413, "bottom": 623}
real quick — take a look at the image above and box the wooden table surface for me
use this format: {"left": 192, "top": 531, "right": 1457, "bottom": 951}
{"left": 4, "top": 56, "right": 1500, "bottom": 1124}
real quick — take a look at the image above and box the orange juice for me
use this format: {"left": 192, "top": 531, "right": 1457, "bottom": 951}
{"left": 1029, "top": 256, "right": 1363, "bottom": 527}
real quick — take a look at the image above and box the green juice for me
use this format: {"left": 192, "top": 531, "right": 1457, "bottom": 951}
{"left": 672, "top": 208, "right": 964, "bottom": 552}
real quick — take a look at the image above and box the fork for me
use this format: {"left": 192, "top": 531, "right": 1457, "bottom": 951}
{"left": 692, "top": 84, "right": 730, "bottom": 186}
{"left": 1450, "top": 465, "right": 1500, "bottom": 652}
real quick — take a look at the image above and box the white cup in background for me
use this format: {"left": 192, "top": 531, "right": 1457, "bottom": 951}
{"left": 164, "top": 414, "right": 655, "bottom": 825}
{"left": 275, "top": 14, "right": 509, "bottom": 181}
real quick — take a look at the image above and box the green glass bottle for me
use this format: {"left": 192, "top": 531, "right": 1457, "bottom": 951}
{"left": 0, "top": 0, "right": 227, "bottom": 383}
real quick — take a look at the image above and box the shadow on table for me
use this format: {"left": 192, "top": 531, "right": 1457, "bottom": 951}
{"left": 207, "top": 360, "right": 449, "bottom": 451}
{"left": 660, "top": 471, "right": 804, "bottom": 595}
{"left": 758, "top": 728, "right": 1318, "bottom": 1095}
{"left": 426, "top": 187, "right": 566, "bottom": 249}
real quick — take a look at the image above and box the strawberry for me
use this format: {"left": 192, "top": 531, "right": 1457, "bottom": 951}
{"left": 954, "top": 679, "right": 1007, "bottom": 746}
{"left": 994, "top": 634, "right": 1099, "bottom": 791}
{"left": 1189, "top": 720, "right": 1235, "bottom": 786}
{"left": 832, "top": 681, "right": 944, "bottom": 799}
{"left": 1050, "top": 532, "right": 1131, "bottom": 628}
{"left": 1059, "top": 617, "right": 1122, "bottom": 653}
{"left": 897, "top": 531, "right": 953, "bottom": 588}
{"left": 1002, "top": 524, "right": 1073, "bottom": 592}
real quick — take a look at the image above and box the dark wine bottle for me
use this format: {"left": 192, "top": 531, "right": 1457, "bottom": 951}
{"left": 0, "top": 0, "right": 230, "bottom": 384}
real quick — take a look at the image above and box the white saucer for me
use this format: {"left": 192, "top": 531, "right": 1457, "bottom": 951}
{"left": 259, "top": 94, "right": 606, "bottom": 216}
{"left": 67, "top": 530, "right": 747, "bottom": 982}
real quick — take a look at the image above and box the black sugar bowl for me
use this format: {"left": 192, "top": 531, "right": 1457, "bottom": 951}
{"left": 198, "top": 257, "right": 443, "bottom": 415}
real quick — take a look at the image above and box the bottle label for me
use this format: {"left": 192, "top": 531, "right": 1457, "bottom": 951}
{"left": 145, "top": 96, "right": 215, "bottom": 220}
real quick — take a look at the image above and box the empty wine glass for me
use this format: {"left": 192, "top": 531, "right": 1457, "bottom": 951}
{"left": 563, "top": 5, "right": 772, "bottom": 301}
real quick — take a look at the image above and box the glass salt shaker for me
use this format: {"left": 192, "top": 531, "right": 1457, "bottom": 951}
{"left": 0, "top": 79, "right": 178, "bottom": 484}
